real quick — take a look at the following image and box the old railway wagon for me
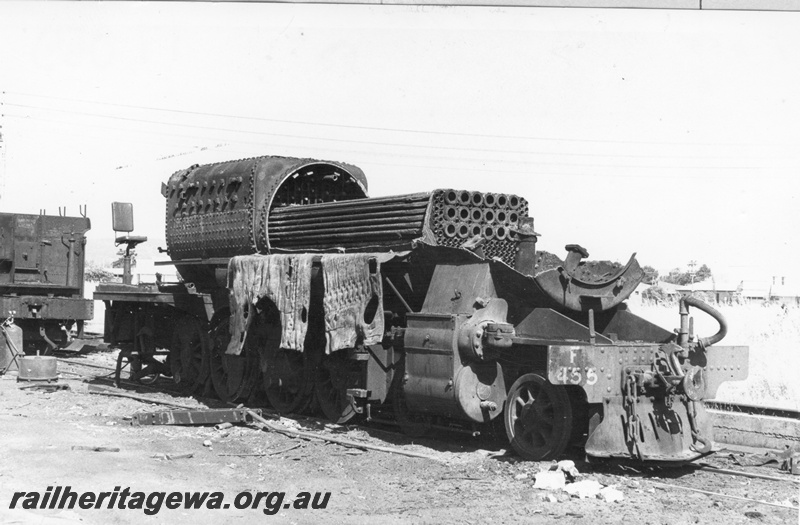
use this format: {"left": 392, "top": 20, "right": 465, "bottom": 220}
{"left": 95, "top": 155, "right": 749, "bottom": 461}
{"left": 0, "top": 211, "right": 93, "bottom": 353}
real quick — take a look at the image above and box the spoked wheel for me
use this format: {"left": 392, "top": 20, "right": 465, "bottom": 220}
{"left": 504, "top": 373, "right": 573, "bottom": 460}
{"left": 209, "top": 319, "right": 253, "bottom": 402}
{"left": 263, "top": 347, "right": 312, "bottom": 414}
{"left": 315, "top": 351, "right": 361, "bottom": 424}
{"left": 170, "top": 316, "right": 209, "bottom": 391}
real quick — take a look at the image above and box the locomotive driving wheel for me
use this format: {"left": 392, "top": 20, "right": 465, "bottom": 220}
{"left": 170, "top": 316, "right": 209, "bottom": 391}
{"left": 504, "top": 373, "right": 573, "bottom": 461}
{"left": 262, "top": 346, "right": 313, "bottom": 414}
{"left": 208, "top": 319, "right": 252, "bottom": 402}
{"left": 315, "top": 351, "right": 361, "bottom": 424}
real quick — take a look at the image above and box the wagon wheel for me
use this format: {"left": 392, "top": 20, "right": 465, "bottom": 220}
{"left": 504, "top": 373, "right": 573, "bottom": 461}
{"left": 315, "top": 350, "right": 361, "bottom": 424}
{"left": 263, "top": 346, "right": 312, "bottom": 414}
{"left": 208, "top": 319, "right": 251, "bottom": 402}
{"left": 170, "top": 316, "right": 209, "bottom": 391}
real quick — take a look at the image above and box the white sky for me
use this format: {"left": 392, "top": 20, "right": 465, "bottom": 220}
{"left": 1, "top": 2, "right": 798, "bottom": 283}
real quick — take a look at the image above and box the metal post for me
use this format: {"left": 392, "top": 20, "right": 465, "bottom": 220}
{"left": 122, "top": 245, "right": 133, "bottom": 285}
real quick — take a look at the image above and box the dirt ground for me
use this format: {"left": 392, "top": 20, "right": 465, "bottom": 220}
{"left": 1, "top": 350, "right": 798, "bottom": 525}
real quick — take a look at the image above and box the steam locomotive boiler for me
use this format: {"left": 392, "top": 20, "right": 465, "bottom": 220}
{"left": 95, "top": 155, "right": 749, "bottom": 462}
{"left": 0, "top": 211, "right": 93, "bottom": 355}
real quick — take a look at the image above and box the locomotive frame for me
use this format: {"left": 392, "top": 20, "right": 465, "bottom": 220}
{"left": 95, "top": 155, "right": 749, "bottom": 462}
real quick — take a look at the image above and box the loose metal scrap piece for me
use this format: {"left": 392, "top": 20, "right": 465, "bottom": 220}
{"left": 132, "top": 408, "right": 261, "bottom": 426}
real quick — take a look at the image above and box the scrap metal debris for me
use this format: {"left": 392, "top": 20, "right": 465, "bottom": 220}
{"left": 152, "top": 452, "right": 194, "bottom": 461}
{"left": 131, "top": 408, "right": 260, "bottom": 426}
{"left": 71, "top": 446, "right": 120, "bottom": 453}
{"left": 244, "top": 408, "right": 443, "bottom": 462}
{"left": 18, "top": 383, "right": 70, "bottom": 393}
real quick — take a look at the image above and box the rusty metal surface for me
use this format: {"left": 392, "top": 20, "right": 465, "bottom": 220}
{"left": 321, "top": 254, "right": 385, "bottom": 353}
{"left": 421, "top": 262, "right": 497, "bottom": 314}
{"left": 430, "top": 189, "right": 528, "bottom": 266}
{"left": 533, "top": 248, "right": 644, "bottom": 312}
{"left": 114, "top": 153, "right": 755, "bottom": 463}
{"left": 0, "top": 212, "right": 92, "bottom": 353}
{"left": 413, "top": 243, "right": 641, "bottom": 314}
{"left": 548, "top": 344, "right": 658, "bottom": 403}
{"left": 584, "top": 395, "right": 710, "bottom": 461}
{"left": 689, "top": 345, "right": 749, "bottom": 398}
{"left": 546, "top": 338, "right": 747, "bottom": 459}
{"left": 0, "top": 295, "right": 93, "bottom": 320}
{"left": 227, "top": 254, "right": 314, "bottom": 355}
{"left": 515, "top": 308, "right": 614, "bottom": 344}
{"left": 454, "top": 362, "right": 506, "bottom": 423}
{"left": 599, "top": 308, "right": 674, "bottom": 343}
{"left": 17, "top": 355, "right": 58, "bottom": 381}
{"left": 132, "top": 408, "right": 261, "bottom": 426}
{"left": 266, "top": 189, "right": 527, "bottom": 266}
{"left": 0, "top": 322, "right": 23, "bottom": 373}
{"left": 0, "top": 213, "right": 90, "bottom": 292}
{"left": 402, "top": 313, "right": 459, "bottom": 417}
{"left": 269, "top": 192, "right": 430, "bottom": 250}
{"left": 164, "top": 156, "right": 369, "bottom": 263}
{"left": 93, "top": 283, "right": 214, "bottom": 323}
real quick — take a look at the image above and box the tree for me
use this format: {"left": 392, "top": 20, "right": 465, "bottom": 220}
{"left": 642, "top": 286, "right": 675, "bottom": 305}
{"left": 662, "top": 263, "right": 713, "bottom": 286}
{"left": 85, "top": 261, "right": 117, "bottom": 283}
{"left": 663, "top": 268, "right": 688, "bottom": 286}
{"left": 642, "top": 265, "right": 659, "bottom": 285}
{"left": 695, "top": 264, "right": 712, "bottom": 283}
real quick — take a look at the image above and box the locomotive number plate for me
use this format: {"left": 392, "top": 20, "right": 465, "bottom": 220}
{"left": 547, "top": 345, "right": 599, "bottom": 388}
{"left": 553, "top": 365, "right": 598, "bottom": 386}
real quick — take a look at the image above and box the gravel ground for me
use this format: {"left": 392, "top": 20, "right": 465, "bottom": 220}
{"left": 0, "top": 350, "right": 797, "bottom": 525}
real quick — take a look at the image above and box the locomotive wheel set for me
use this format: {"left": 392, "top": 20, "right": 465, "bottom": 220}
{"left": 94, "top": 155, "right": 749, "bottom": 462}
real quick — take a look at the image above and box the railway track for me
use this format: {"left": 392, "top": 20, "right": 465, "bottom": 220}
{"left": 706, "top": 400, "right": 800, "bottom": 421}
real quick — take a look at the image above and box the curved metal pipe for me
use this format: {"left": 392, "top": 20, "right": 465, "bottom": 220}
{"left": 682, "top": 295, "right": 728, "bottom": 348}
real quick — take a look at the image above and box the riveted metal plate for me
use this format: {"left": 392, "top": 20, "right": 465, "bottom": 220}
{"left": 132, "top": 408, "right": 261, "bottom": 426}
{"left": 548, "top": 344, "right": 658, "bottom": 403}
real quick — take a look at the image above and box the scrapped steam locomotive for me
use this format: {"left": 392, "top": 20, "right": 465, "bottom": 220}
{"left": 0, "top": 211, "right": 93, "bottom": 360}
{"left": 95, "top": 155, "right": 749, "bottom": 462}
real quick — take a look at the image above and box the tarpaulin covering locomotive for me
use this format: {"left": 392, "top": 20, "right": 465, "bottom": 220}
{"left": 95, "top": 155, "right": 749, "bottom": 461}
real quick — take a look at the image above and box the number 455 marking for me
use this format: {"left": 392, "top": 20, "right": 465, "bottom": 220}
{"left": 555, "top": 367, "right": 598, "bottom": 386}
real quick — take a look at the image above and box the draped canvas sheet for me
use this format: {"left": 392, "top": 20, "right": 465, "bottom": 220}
{"left": 226, "top": 254, "right": 314, "bottom": 355}
{"left": 321, "top": 254, "right": 385, "bottom": 354}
